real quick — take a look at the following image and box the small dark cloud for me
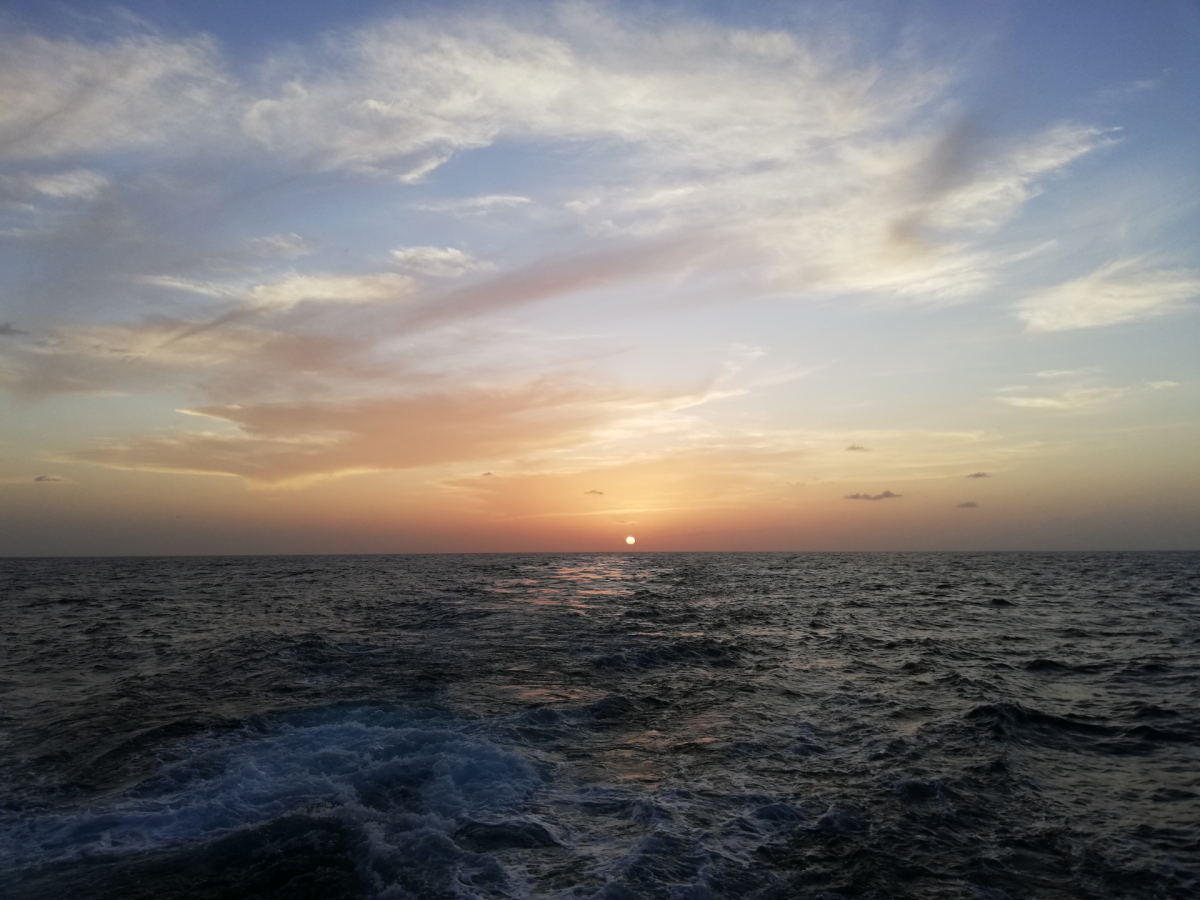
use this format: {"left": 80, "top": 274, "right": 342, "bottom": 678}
{"left": 844, "top": 490, "right": 901, "bottom": 501}
{"left": 584, "top": 489, "right": 605, "bottom": 495}
{"left": 845, "top": 444, "right": 869, "bottom": 451}
{"left": 0, "top": 323, "right": 28, "bottom": 336}
{"left": 956, "top": 501, "right": 978, "bottom": 508}
{"left": 33, "top": 475, "right": 65, "bottom": 482}
{"left": 966, "top": 472, "right": 990, "bottom": 478}
{"left": 481, "top": 472, "right": 493, "bottom": 476}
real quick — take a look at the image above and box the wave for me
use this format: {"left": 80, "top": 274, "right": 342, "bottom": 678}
{"left": 1, "top": 706, "right": 541, "bottom": 869}
{"left": 965, "top": 702, "right": 1197, "bottom": 753}
{"left": 591, "top": 637, "right": 739, "bottom": 671}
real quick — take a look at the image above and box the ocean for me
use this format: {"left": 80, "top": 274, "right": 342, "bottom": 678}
{"left": 0, "top": 552, "right": 1197, "bottom": 899}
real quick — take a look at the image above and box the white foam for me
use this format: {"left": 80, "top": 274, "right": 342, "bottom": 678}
{"left": 1, "top": 706, "right": 540, "bottom": 865}
{"left": 2, "top": 706, "right": 812, "bottom": 898}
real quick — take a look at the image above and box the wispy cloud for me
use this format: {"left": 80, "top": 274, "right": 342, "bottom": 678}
{"left": 414, "top": 194, "right": 532, "bottom": 215}
{"left": 0, "top": 5, "right": 1110, "bottom": 334}
{"left": 844, "top": 490, "right": 902, "bottom": 501}
{"left": 846, "top": 444, "right": 869, "bottom": 451}
{"left": 956, "top": 500, "right": 978, "bottom": 508}
{"left": 0, "top": 317, "right": 370, "bottom": 398}
{"left": 1036, "top": 368, "right": 1098, "bottom": 379}
{"left": 391, "top": 246, "right": 491, "bottom": 278}
{"left": 0, "top": 33, "right": 232, "bottom": 160}
{"left": 229, "top": 7, "right": 1104, "bottom": 302}
{"left": 388, "top": 237, "right": 707, "bottom": 332}
{"left": 63, "top": 379, "right": 699, "bottom": 487}
{"left": 1098, "top": 76, "right": 1163, "bottom": 105}
{"left": 998, "top": 380, "right": 1176, "bottom": 411}
{"left": 249, "top": 273, "right": 417, "bottom": 310}
{"left": 966, "top": 471, "right": 989, "bottom": 478}
{"left": 0, "top": 169, "right": 109, "bottom": 201}
{"left": 1017, "top": 259, "right": 1200, "bottom": 332}
{"left": 247, "top": 233, "right": 311, "bottom": 258}
{"left": 998, "top": 387, "right": 1130, "bottom": 410}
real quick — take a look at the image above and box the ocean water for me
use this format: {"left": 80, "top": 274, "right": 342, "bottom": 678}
{"left": 0, "top": 552, "right": 1197, "bottom": 900}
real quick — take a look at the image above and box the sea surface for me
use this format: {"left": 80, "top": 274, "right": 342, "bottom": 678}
{"left": 0, "top": 552, "right": 1197, "bottom": 899}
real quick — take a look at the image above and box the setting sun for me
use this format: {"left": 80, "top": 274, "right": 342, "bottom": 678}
{"left": 625, "top": 536, "right": 636, "bottom": 545}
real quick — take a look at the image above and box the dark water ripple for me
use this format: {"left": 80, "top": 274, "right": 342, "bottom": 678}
{"left": 1, "top": 552, "right": 1197, "bottom": 899}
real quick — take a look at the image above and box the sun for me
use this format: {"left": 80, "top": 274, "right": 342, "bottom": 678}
{"left": 625, "top": 536, "right": 636, "bottom": 545}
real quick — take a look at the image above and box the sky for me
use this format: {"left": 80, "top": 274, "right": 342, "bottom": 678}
{"left": 0, "top": 0, "right": 1198, "bottom": 555}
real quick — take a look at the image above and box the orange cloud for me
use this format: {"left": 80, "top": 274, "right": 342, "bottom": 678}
{"left": 63, "top": 378, "right": 693, "bottom": 486}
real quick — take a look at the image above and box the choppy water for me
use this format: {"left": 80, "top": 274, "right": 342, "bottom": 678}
{"left": 1, "top": 552, "right": 1197, "bottom": 899}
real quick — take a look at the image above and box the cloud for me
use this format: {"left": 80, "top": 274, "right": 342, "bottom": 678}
{"left": 0, "top": 323, "right": 28, "bottom": 336}
{"left": 998, "top": 387, "right": 1129, "bottom": 410}
{"left": 1098, "top": 77, "right": 1162, "bottom": 104}
{"left": 0, "top": 169, "right": 110, "bottom": 202}
{"left": 956, "top": 500, "right": 978, "bottom": 508}
{"left": 997, "top": 380, "right": 1175, "bottom": 412}
{"left": 966, "top": 471, "right": 989, "bottom": 478}
{"left": 0, "top": 238, "right": 722, "bottom": 400}
{"left": 248, "top": 11, "right": 851, "bottom": 179}
{"left": 132, "top": 268, "right": 423, "bottom": 314}
{"left": 391, "top": 246, "right": 491, "bottom": 278}
{"left": 0, "top": 317, "right": 370, "bottom": 398}
{"left": 247, "top": 233, "right": 311, "bottom": 258}
{"left": 142, "top": 270, "right": 421, "bottom": 312}
{"left": 0, "top": 474, "right": 70, "bottom": 484}
{"left": 904, "top": 123, "right": 1107, "bottom": 235}
{"left": 844, "top": 490, "right": 902, "bottom": 501}
{"left": 415, "top": 194, "right": 532, "bottom": 215}
{"left": 1036, "top": 368, "right": 1097, "bottom": 379}
{"left": 389, "top": 237, "right": 707, "bottom": 332}
{"left": 1017, "top": 259, "right": 1200, "bottom": 332}
{"left": 585, "top": 118, "right": 1102, "bottom": 301}
{"left": 232, "top": 7, "right": 1102, "bottom": 301}
{"left": 584, "top": 489, "right": 605, "bottom": 495}
{"left": 845, "top": 444, "right": 869, "bottom": 451}
{"left": 0, "top": 32, "right": 232, "bottom": 161}
{"left": 248, "top": 272, "right": 417, "bottom": 310}
{"left": 62, "top": 378, "right": 695, "bottom": 486}
{"left": 0, "top": 5, "right": 1110, "bottom": 350}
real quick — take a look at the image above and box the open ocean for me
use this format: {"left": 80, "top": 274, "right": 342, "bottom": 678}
{"left": 1, "top": 552, "right": 1197, "bottom": 899}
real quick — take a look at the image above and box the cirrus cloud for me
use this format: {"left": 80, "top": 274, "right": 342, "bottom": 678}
{"left": 997, "top": 379, "right": 1176, "bottom": 412}
{"left": 231, "top": 6, "right": 1105, "bottom": 302}
{"left": 1017, "top": 259, "right": 1200, "bottom": 332}
{"left": 0, "top": 32, "right": 232, "bottom": 161}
